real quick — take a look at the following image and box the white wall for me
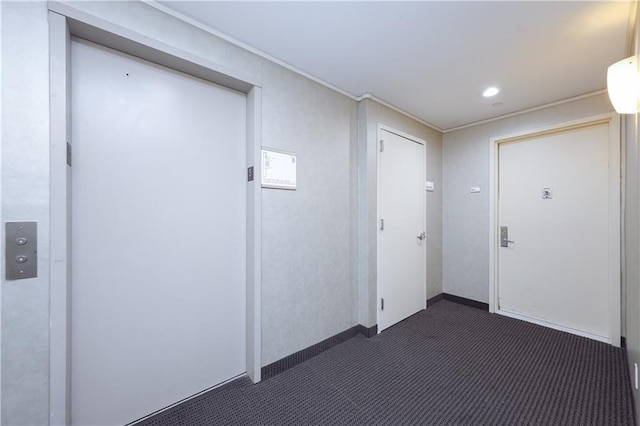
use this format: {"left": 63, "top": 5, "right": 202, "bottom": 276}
{"left": 624, "top": 3, "right": 640, "bottom": 414}
{"left": 357, "top": 98, "right": 443, "bottom": 327}
{"left": 443, "top": 93, "right": 615, "bottom": 303}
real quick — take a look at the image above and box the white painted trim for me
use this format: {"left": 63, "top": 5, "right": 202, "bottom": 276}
{"left": 489, "top": 113, "right": 621, "bottom": 346}
{"left": 359, "top": 94, "right": 443, "bottom": 133}
{"left": 445, "top": 90, "right": 608, "bottom": 134}
{"left": 246, "top": 86, "right": 262, "bottom": 383}
{"left": 47, "top": 2, "right": 260, "bottom": 91}
{"left": 608, "top": 114, "right": 622, "bottom": 347}
{"left": 378, "top": 123, "right": 428, "bottom": 147}
{"left": 376, "top": 124, "right": 427, "bottom": 332}
{"left": 488, "top": 130, "right": 498, "bottom": 315}
{"left": 48, "top": 12, "right": 71, "bottom": 425}
{"left": 497, "top": 309, "right": 611, "bottom": 344}
{"left": 48, "top": 7, "right": 263, "bottom": 424}
{"left": 620, "top": 115, "right": 627, "bottom": 339}
{"left": 0, "top": 2, "right": 3, "bottom": 422}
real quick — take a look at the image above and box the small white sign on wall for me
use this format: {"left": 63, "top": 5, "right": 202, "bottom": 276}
{"left": 261, "top": 148, "right": 297, "bottom": 190}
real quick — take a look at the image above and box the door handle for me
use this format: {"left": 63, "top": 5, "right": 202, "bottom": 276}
{"left": 500, "top": 226, "right": 515, "bottom": 247}
{"left": 417, "top": 231, "right": 426, "bottom": 241}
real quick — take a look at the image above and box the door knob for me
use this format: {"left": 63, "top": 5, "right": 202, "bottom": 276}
{"left": 417, "top": 231, "right": 426, "bottom": 241}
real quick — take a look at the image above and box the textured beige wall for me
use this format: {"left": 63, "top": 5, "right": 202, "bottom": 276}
{"left": 259, "top": 61, "right": 358, "bottom": 365}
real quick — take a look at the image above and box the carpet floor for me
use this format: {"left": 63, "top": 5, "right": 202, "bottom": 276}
{"left": 136, "top": 300, "right": 636, "bottom": 425}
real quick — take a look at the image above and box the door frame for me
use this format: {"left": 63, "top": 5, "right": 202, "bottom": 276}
{"left": 48, "top": 4, "right": 263, "bottom": 424}
{"left": 376, "top": 124, "right": 427, "bottom": 332}
{"left": 488, "top": 113, "right": 621, "bottom": 346}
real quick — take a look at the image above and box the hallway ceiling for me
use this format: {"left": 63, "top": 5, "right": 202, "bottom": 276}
{"left": 157, "top": 1, "right": 634, "bottom": 131}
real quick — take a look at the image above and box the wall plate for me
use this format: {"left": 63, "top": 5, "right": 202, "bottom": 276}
{"left": 6, "top": 222, "right": 37, "bottom": 280}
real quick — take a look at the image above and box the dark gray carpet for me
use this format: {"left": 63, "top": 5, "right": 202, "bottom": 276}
{"left": 136, "top": 300, "right": 636, "bottom": 425}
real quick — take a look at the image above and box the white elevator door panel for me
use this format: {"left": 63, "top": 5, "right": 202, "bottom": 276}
{"left": 71, "top": 38, "right": 246, "bottom": 425}
{"left": 378, "top": 130, "right": 426, "bottom": 332}
{"left": 498, "top": 123, "right": 609, "bottom": 339}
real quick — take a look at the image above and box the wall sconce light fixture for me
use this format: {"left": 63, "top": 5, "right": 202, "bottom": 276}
{"left": 607, "top": 55, "right": 638, "bottom": 114}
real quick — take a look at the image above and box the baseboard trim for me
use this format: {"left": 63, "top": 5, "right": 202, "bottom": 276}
{"left": 427, "top": 293, "right": 444, "bottom": 307}
{"left": 262, "top": 293, "right": 490, "bottom": 381}
{"left": 443, "top": 293, "right": 489, "bottom": 311}
{"left": 261, "top": 324, "right": 375, "bottom": 380}
{"left": 359, "top": 324, "right": 378, "bottom": 338}
{"left": 497, "top": 308, "right": 610, "bottom": 344}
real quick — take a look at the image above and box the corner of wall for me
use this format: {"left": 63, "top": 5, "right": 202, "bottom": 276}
{"left": 356, "top": 99, "right": 373, "bottom": 327}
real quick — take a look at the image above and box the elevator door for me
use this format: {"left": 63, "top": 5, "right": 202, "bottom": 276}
{"left": 71, "top": 38, "right": 247, "bottom": 425}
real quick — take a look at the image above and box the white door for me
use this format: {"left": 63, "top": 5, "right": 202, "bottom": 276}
{"left": 71, "top": 38, "right": 247, "bottom": 425}
{"left": 497, "top": 121, "right": 618, "bottom": 343}
{"left": 378, "top": 128, "right": 426, "bottom": 332}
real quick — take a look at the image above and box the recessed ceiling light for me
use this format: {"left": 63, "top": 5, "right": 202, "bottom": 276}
{"left": 483, "top": 87, "right": 500, "bottom": 97}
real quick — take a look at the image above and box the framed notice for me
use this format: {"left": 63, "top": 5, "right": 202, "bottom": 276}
{"left": 261, "top": 148, "right": 297, "bottom": 190}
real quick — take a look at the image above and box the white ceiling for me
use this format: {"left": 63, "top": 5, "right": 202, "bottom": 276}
{"left": 157, "top": 1, "right": 634, "bottom": 131}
